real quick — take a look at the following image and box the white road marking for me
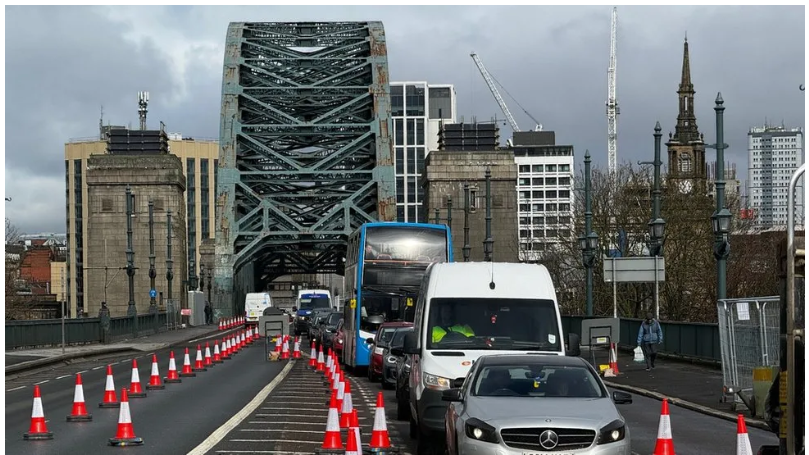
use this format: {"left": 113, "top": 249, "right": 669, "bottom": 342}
{"left": 77, "top": 370, "right": 88, "bottom": 374}
{"left": 240, "top": 429, "right": 323, "bottom": 433}
{"left": 92, "top": 366, "right": 104, "bottom": 370}
{"left": 55, "top": 375, "right": 70, "bottom": 380}
{"left": 7, "top": 386, "right": 25, "bottom": 392}
{"left": 216, "top": 451, "right": 314, "bottom": 454}
{"left": 34, "top": 380, "right": 49, "bottom": 385}
{"left": 228, "top": 439, "right": 320, "bottom": 444}
{"left": 186, "top": 360, "right": 295, "bottom": 455}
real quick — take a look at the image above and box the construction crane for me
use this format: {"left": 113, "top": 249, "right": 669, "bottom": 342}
{"left": 606, "top": 6, "right": 620, "bottom": 175}
{"left": 470, "top": 52, "right": 542, "bottom": 133}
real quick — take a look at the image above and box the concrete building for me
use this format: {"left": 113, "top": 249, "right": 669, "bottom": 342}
{"left": 707, "top": 161, "right": 741, "bottom": 201}
{"left": 423, "top": 123, "right": 519, "bottom": 262}
{"left": 390, "top": 82, "right": 456, "bottom": 222}
{"left": 85, "top": 153, "right": 187, "bottom": 318}
{"left": 511, "top": 131, "right": 575, "bottom": 262}
{"left": 747, "top": 125, "right": 804, "bottom": 228}
{"left": 65, "top": 130, "right": 216, "bottom": 317}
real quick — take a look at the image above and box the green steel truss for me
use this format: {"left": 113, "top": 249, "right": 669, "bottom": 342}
{"left": 215, "top": 22, "right": 395, "bottom": 312}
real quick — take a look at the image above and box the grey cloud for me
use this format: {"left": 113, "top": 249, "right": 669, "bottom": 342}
{"left": 5, "top": 5, "right": 804, "bottom": 235}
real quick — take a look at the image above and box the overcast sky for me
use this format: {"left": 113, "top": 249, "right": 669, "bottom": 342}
{"left": 5, "top": 5, "right": 805, "bottom": 234}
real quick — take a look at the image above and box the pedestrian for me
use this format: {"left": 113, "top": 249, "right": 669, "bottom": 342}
{"left": 636, "top": 311, "right": 663, "bottom": 371}
{"left": 204, "top": 302, "right": 212, "bottom": 325}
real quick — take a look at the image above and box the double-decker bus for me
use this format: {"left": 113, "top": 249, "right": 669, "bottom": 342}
{"left": 342, "top": 222, "right": 453, "bottom": 368}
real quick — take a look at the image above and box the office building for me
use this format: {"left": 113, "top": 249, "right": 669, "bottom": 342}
{"left": 65, "top": 128, "right": 218, "bottom": 317}
{"left": 511, "top": 131, "right": 575, "bottom": 262}
{"left": 707, "top": 161, "right": 741, "bottom": 201}
{"left": 391, "top": 82, "right": 456, "bottom": 222}
{"left": 747, "top": 125, "right": 804, "bottom": 228}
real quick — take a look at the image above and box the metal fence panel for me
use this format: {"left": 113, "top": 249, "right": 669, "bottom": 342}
{"left": 717, "top": 297, "right": 780, "bottom": 402}
{"left": 6, "top": 318, "right": 102, "bottom": 350}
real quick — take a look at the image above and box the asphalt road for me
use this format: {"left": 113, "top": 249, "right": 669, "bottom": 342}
{"left": 6, "top": 355, "right": 45, "bottom": 366}
{"left": 5, "top": 331, "right": 285, "bottom": 454}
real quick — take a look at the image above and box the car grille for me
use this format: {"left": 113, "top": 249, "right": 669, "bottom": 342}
{"left": 500, "top": 427, "right": 596, "bottom": 451}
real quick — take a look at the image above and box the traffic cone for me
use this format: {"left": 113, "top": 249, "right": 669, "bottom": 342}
{"left": 128, "top": 359, "right": 147, "bottom": 398}
{"left": 345, "top": 423, "right": 360, "bottom": 455}
{"left": 241, "top": 330, "right": 247, "bottom": 348}
{"left": 281, "top": 338, "right": 290, "bottom": 360}
{"left": 350, "top": 409, "right": 361, "bottom": 452}
{"left": 108, "top": 388, "right": 144, "bottom": 446}
{"left": 340, "top": 379, "right": 354, "bottom": 428}
{"left": 736, "top": 414, "right": 753, "bottom": 455}
{"left": 653, "top": 399, "right": 675, "bottom": 455}
{"left": 316, "top": 346, "right": 325, "bottom": 371}
{"left": 609, "top": 343, "right": 620, "bottom": 374}
{"left": 293, "top": 336, "right": 302, "bottom": 358}
{"left": 336, "top": 373, "right": 346, "bottom": 412}
{"left": 164, "top": 351, "right": 182, "bottom": 383}
{"left": 67, "top": 373, "right": 93, "bottom": 422}
{"left": 320, "top": 389, "right": 343, "bottom": 449}
{"left": 194, "top": 345, "right": 207, "bottom": 372}
{"left": 230, "top": 335, "right": 238, "bottom": 354}
{"left": 219, "top": 319, "right": 224, "bottom": 331}
{"left": 222, "top": 338, "right": 230, "bottom": 359}
{"left": 213, "top": 340, "right": 223, "bottom": 363}
{"left": 23, "top": 385, "right": 53, "bottom": 440}
{"left": 204, "top": 342, "right": 214, "bottom": 367}
{"left": 99, "top": 364, "right": 120, "bottom": 408}
{"left": 369, "top": 391, "right": 392, "bottom": 449}
{"left": 253, "top": 326, "right": 260, "bottom": 341}
{"left": 146, "top": 354, "right": 164, "bottom": 390}
{"left": 275, "top": 334, "right": 282, "bottom": 353}
{"left": 180, "top": 348, "right": 196, "bottom": 377}
{"left": 326, "top": 349, "right": 333, "bottom": 371}
{"left": 309, "top": 341, "right": 318, "bottom": 368}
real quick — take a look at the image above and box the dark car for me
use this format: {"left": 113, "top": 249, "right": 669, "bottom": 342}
{"left": 307, "top": 308, "right": 334, "bottom": 339}
{"left": 317, "top": 311, "right": 343, "bottom": 351}
{"left": 394, "top": 353, "right": 412, "bottom": 421}
{"left": 381, "top": 326, "right": 413, "bottom": 390}
{"left": 368, "top": 322, "right": 412, "bottom": 382}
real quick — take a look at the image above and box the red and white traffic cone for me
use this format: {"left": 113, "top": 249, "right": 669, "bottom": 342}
{"left": 253, "top": 326, "right": 260, "bottom": 341}
{"left": 67, "top": 373, "right": 93, "bottom": 422}
{"left": 339, "top": 379, "right": 354, "bottom": 428}
{"left": 316, "top": 346, "right": 325, "bottom": 372}
{"left": 292, "top": 336, "right": 302, "bottom": 359}
{"left": 204, "top": 342, "right": 214, "bottom": 367}
{"left": 609, "top": 343, "right": 620, "bottom": 375}
{"left": 274, "top": 334, "right": 282, "bottom": 353}
{"left": 99, "top": 364, "right": 120, "bottom": 408}
{"left": 369, "top": 391, "right": 392, "bottom": 449}
{"left": 336, "top": 372, "right": 346, "bottom": 413}
{"left": 213, "top": 340, "right": 223, "bottom": 363}
{"left": 350, "top": 409, "right": 361, "bottom": 453}
{"left": 128, "top": 359, "right": 147, "bottom": 398}
{"left": 194, "top": 345, "right": 207, "bottom": 372}
{"left": 653, "top": 398, "right": 675, "bottom": 455}
{"left": 345, "top": 422, "right": 360, "bottom": 455}
{"left": 222, "top": 338, "right": 231, "bottom": 359}
{"left": 180, "top": 348, "right": 196, "bottom": 377}
{"left": 309, "top": 341, "right": 318, "bottom": 368}
{"left": 230, "top": 335, "right": 238, "bottom": 354}
{"left": 320, "top": 388, "right": 343, "bottom": 450}
{"left": 281, "top": 338, "right": 290, "bottom": 360}
{"left": 164, "top": 351, "right": 182, "bottom": 383}
{"left": 736, "top": 414, "right": 753, "bottom": 455}
{"left": 23, "top": 385, "right": 53, "bottom": 440}
{"left": 326, "top": 348, "right": 334, "bottom": 372}
{"left": 146, "top": 354, "right": 165, "bottom": 390}
{"left": 241, "top": 330, "right": 247, "bottom": 348}
{"left": 108, "top": 388, "right": 144, "bottom": 446}
{"left": 219, "top": 319, "right": 224, "bottom": 331}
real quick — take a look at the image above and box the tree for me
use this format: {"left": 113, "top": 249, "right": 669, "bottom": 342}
{"left": 5, "top": 217, "right": 29, "bottom": 319}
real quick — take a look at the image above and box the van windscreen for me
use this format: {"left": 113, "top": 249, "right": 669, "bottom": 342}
{"left": 299, "top": 295, "right": 331, "bottom": 310}
{"left": 426, "top": 298, "right": 561, "bottom": 351}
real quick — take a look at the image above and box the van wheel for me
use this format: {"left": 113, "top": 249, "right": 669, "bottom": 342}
{"left": 396, "top": 396, "right": 410, "bottom": 421}
{"left": 409, "top": 415, "right": 418, "bottom": 439}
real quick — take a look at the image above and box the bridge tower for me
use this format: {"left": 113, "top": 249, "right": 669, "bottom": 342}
{"left": 215, "top": 22, "right": 395, "bottom": 315}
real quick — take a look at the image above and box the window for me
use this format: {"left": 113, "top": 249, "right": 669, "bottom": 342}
{"left": 407, "top": 119, "right": 416, "bottom": 144}
{"left": 519, "top": 165, "right": 530, "bottom": 173}
{"left": 546, "top": 164, "right": 557, "bottom": 172}
{"left": 395, "top": 147, "right": 405, "bottom": 174}
{"left": 416, "top": 119, "right": 425, "bottom": 146}
{"left": 416, "top": 147, "right": 425, "bottom": 175}
{"left": 470, "top": 189, "right": 478, "bottom": 210}
{"left": 200, "top": 159, "right": 210, "bottom": 239}
{"left": 396, "top": 177, "right": 404, "bottom": 203}
{"left": 678, "top": 153, "right": 692, "bottom": 174}
{"left": 558, "top": 177, "right": 571, "bottom": 186}
{"left": 559, "top": 164, "right": 571, "bottom": 172}
{"left": 532, "top": 165, "right": 543, "bottom": 172}
{"left": 395, "top": 119, "right": 404, "bottom": 145}
{"left": 545, "top": 177, "right": 557, "bottom": 186}
{"left": 391, "top": 85, "right": 404, "bottom": 116}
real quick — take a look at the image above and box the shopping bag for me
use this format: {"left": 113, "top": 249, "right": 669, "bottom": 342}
{"left": 633, "top": 346, "right": 645, "bottom": 363}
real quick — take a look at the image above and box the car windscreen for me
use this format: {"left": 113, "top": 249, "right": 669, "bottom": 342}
{"left": 426, "top": 297, "right": 561, "bottom": 351}
{"left": 376, "top": 327, "right": 398, "bottom": 347}
{"left": 472, "top": 364, "right": 606, "bottom": 398}
{"left": 390, "top": 327, "right": 412, "bottom": 348}
{"left": 325, "top": 312, "right": 342, "bottom": 327}
{"left": 299, "top": 296, "right": 331, "bottom": 310}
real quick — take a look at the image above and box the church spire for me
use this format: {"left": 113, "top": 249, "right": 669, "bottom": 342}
{"left": 680, "top": 33, "right": 693, "bottom": 93}
{"left": 672, "top": 35, "right": 700, "bottom": 144}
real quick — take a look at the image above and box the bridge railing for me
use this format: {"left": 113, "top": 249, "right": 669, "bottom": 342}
{"left": 6, "top": 312, "right": 169, "bottom": 350}
{"left": 561, "top": 316, "right": 722, "bottom": 366}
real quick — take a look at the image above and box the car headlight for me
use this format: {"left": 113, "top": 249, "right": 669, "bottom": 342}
{"left": 423, "top": 372, "right": 452, "bottom": 390}
{"left": 337, "top": 339, "right": 343, "bottom": 344}
{"left": 464, "top": 418, "right": 499, "bottom": 444}
{"left": 374, "top": 347, "right": 385, "bottom": 355}
{"left": 597, "top": 419, "right": 626, "bottom": 444}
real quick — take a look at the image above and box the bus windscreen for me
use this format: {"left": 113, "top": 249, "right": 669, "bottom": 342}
{"left": 363, "top": 226, "right": 447, "bottom": 264}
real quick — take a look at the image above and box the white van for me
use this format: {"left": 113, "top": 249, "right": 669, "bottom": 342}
{"left": 400, "top": 262, "right": 580, "bottom": 448}
{"left": 244, "top": 292, "right": 273, "bottom": 327}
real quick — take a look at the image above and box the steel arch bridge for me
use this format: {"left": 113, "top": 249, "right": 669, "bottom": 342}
{"left": 214, "top": 22, "right": 395, "bottom": 315}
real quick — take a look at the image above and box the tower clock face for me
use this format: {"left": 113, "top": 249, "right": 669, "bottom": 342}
{"left": 678, "top": 180, "right": 693, "bottom": 194}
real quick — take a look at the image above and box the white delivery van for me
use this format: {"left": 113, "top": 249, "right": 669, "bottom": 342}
{"left": 244, "top": 292, "right": 273, "bottom": 327}
{"left": 399, "top": 262, "right": 580, "bottom": 448}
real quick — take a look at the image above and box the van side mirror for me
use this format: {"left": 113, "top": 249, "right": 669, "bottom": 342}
{"left": 612, "top": 391, "right": 633, "bottom": 404}
{"left": 403, "top": 331, "right": 419, "bottom": 355}
{"left": 565, "top": 333, "right": 581, "bottom": 357}
{"left": 441, "top": 388, "right": 463, "bottom": 402}
{"left": 366, "top": 337, "right": 375, "bottom": 345}
{"left": 292, "top": 307, "right": 298, "bottom": 312}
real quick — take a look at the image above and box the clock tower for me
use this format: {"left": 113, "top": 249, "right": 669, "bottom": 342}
{"left": 666, "top": 36, "right": 706, "bottom": 194}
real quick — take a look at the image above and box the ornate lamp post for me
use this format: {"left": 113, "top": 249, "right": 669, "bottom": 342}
{"left": 640, "top": 122, "right": 667, "bottom": 319}
{"left": 579, "top": 150, "right": 599, "bottom": 316}
{"left": 710, "top": 93, "right": 731, "bottom": 302}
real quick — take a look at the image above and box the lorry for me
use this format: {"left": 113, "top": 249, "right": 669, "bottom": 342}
{"left": 244, "top": 292, "right": 273, "bottom": 328}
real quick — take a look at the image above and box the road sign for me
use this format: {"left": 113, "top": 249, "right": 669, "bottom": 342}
{"left": 602, "top": 256, "right": 665, "bottom": 283}
{"left": 149, "top": 289, "right": 157, "bottom": 298}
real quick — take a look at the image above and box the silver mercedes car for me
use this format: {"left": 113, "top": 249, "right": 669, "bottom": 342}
{"left": 442, "top": 354, "right": 633, "bottom": 455}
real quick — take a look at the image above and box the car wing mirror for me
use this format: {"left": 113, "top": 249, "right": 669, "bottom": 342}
{"left": 441, "top": 388, "right": 463, "bottom": 402}
{"left": 612, "top": 391, "right": 633, "bottom": 404}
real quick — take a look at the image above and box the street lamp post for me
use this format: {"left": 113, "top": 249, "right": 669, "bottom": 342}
{"left": 639, "top": 122, "right": 667, "bottom": 319}
{"left": 483, "top": 168, "right": 494, "bottom": 262}
{"left": 125, "top": 186, "right": 137, "bottom": 319}
{"left": 711, "top": 93, "right": 731, "bottom": 302}
{"left": 148, "top": 199, "right": 157, "bottom": 314}
{"left": 579, "top": 150, "right": 599, "bottom": 317}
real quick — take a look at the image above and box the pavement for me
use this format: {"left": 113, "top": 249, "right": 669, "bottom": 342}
{"left": 5, "top": 329, "right": 284, "bottom": 454}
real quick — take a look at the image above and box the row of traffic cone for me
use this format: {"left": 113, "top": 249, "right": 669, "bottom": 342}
{"left": 23, "top": 329, "right": 257, "bottom": 444}
{"left": 313, "top": 346, "right": 394, "bottom": 453}
{"left": 272, "top": 334, "right": 301, "bottom": 360}
{"left": 652, "top": 398, "right": 754, "bottom": 455}
{"left": 219, "top": 316, "right": 245, "bottom": 330}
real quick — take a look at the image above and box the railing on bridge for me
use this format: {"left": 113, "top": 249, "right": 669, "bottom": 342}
{"left": 6, "top": 312, "right": 169, "bottom": 350}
